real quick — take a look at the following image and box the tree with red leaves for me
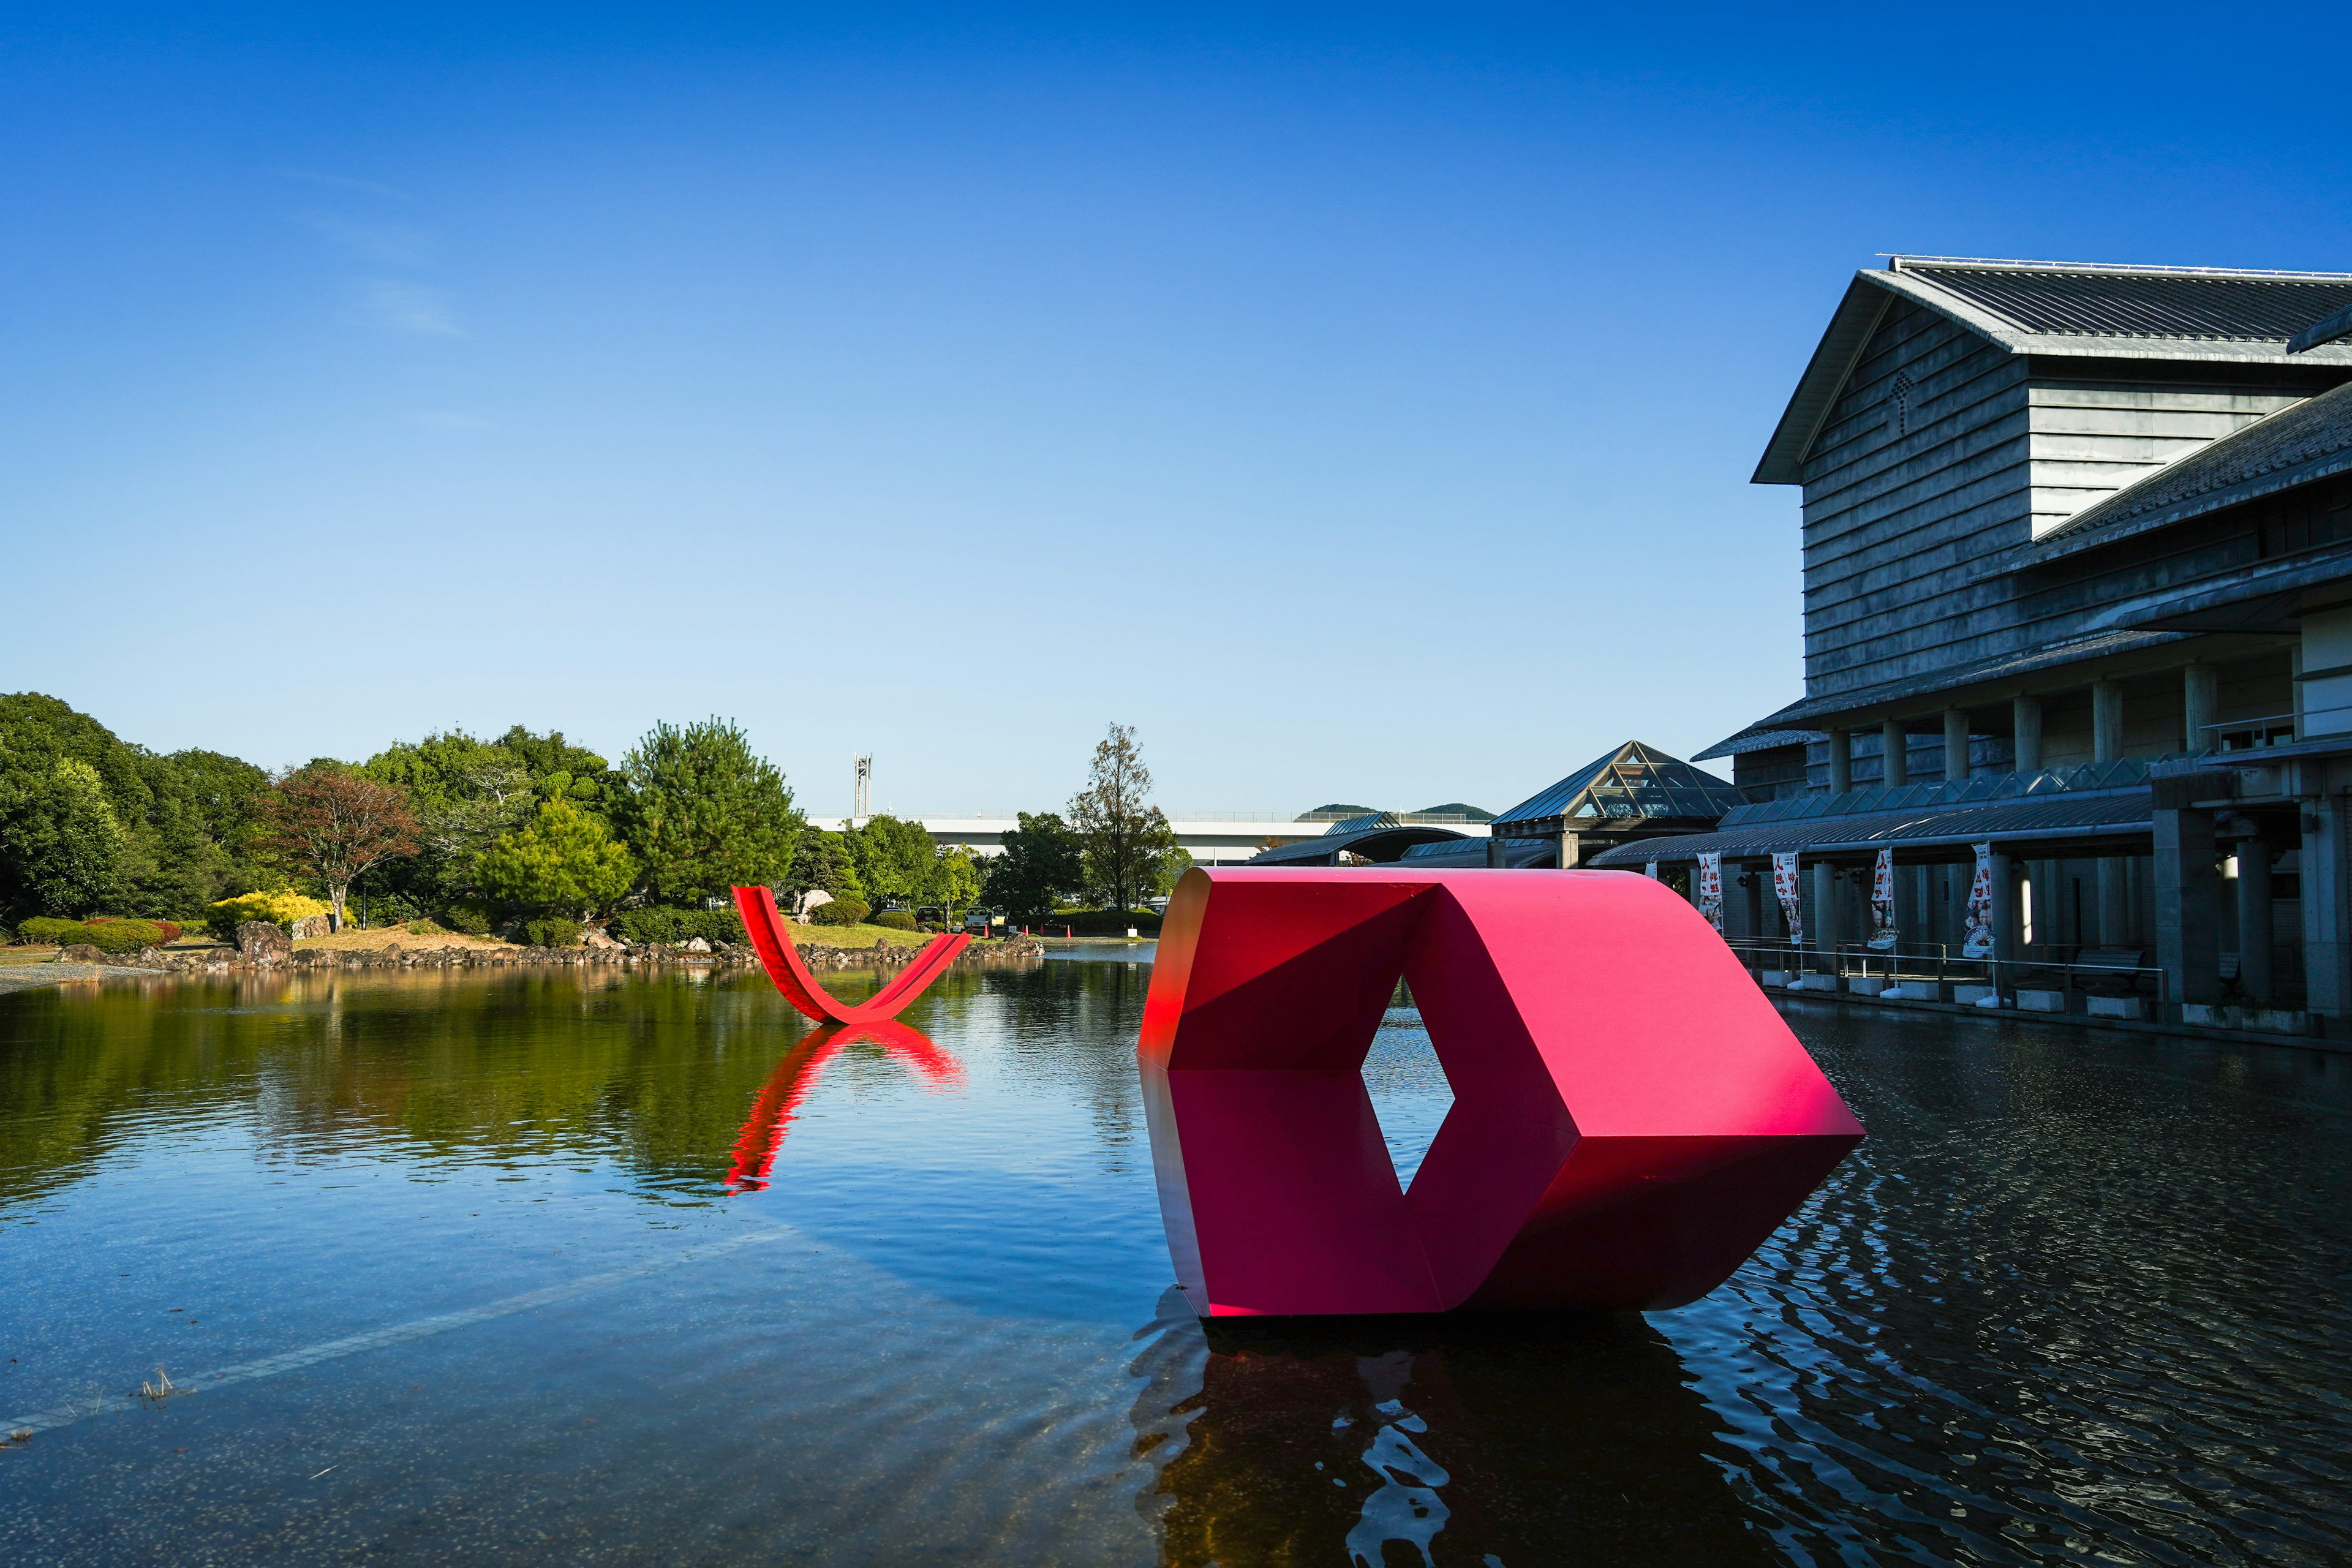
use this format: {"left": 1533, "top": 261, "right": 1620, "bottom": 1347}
{"left": 257, "top": 763, "right": 419, "bottom": 932}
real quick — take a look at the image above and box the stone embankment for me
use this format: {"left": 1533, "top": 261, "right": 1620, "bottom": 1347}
{"left": 103, "top": 922, "right": 1046, "bottom": 975}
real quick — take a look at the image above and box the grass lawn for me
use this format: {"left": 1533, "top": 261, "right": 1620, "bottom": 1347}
{"left": 295, "top": 925, "right": 513, "bottom": 953}
{"left": 1, "top": 946, "right": 63, "bottom": 966}
{"left": 788, "top": 921, "right": 933, "bottom": 948}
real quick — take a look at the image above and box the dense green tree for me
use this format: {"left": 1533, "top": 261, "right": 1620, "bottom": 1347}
{"left": 0, "top": 693, "right": 268, "bottom": 920}
{"left": 475, "top": 800, "right": 636, "bottom": 918}
{"left": 982, "top": 812, "right": 1084, "bottom": 920}
{"left": 785, "top": 827, "right": 866, "bottom": 903}
{"left": 0, "top": 757, "right": 128, "bottom": 918}
{"left": 1068, "top": 722, "right": 1177, "bottom": 914}
{"left": 1156, "top": 846, "right": 1196, "bottom": 895}
{"left": 361, "top": 731, "right": 538, "bottom": 911}
{"left": 844, "top": 814, "right": 933, "bottom": 908}
{"left": 616, "top": 718, "right": 801, "bottom": 905}
{"left": 929, "top": 845, "right": 983, "bottom": 925}
{"left": 494, "top": 726, "right": 616, "bottom": 814}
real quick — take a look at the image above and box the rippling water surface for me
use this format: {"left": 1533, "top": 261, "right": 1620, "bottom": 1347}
{"left": 3, "top": 963, "right": 2349, "bottom": 1565}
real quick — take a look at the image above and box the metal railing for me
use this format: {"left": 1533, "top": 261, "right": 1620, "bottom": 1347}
{"left": 1719, "top": 937, "right": 2166, "bottom": 1016}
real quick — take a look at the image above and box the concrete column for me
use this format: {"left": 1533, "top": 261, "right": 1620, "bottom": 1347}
{"left": 1485, "top": 835, "right": 1506, "bottom": 868}
{"left": 1882, "top": 720, "right": 1908, "bottom": 786}
{"left": 2302, "top": 795, "right": 2352, "bottom": 1020}
{"left": 2183, "top": 663, "right": 2218, "bottom": 754}
{"left": 1557, "top": 830, "right": 1579, "bottom": 870}
{"left": 1942, "top": 709, "right": 1972, "bottom": 783}
{"left": 2154, "top": 804, "right": 2222, "bottom": 1006}
{"left": 1744, "top": 863, "right": 1766, "bottom": 941}
{"left": 2236, "top": 835, "right": 2274, "bottom": 1003}
{"left": 2026, "top": 859, "right": 2057, "bottom": 951}
{"left": 1989, "top": 850, "right": 2020, "bottom": 970}
{"left": 2096, "top": 857, "right": 2130, "bottom": 948}
{"left": 1811, "top": 861, "right": 1839, "bottom": 957}
{"left": 1827, "top": 731, "right": 1852, "bottom": 795}
{"left": 2092, "top": 680, "right": 2124, "bottom": 763}
{"left": 1942, "top": 861, "right": 1968, "bottom": 952}
{"left": 2013, "top": 696, "right": 2044, "bottom": 775}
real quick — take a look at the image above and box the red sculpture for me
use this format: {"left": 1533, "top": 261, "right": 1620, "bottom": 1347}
{"left": 732, "top": 885, "right": 971, "bottom": 1024}
{"left": 1138, "top": 867, "right": 1863, "bottom": 1317}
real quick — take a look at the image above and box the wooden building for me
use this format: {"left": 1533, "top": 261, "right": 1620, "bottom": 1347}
{"left": 1591, "top": 257, "right": 2352, "bottom": 1031}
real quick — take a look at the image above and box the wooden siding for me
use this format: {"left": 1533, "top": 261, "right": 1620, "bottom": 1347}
{"left": 2026, "top": 382, "right": 2299, "bottom": 539}
{"left": 1797, "top": 299, "right": 2326, "bottom": 707}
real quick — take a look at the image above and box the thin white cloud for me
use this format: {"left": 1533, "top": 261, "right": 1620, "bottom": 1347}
{"left": 277, "top": 168, "right": 412, "bottom": 201}
{"left": 298, "top": 211, "right": 436, "bottom": 268}
{"left": 363, "top": 281, "right": 465, "bottom": 338}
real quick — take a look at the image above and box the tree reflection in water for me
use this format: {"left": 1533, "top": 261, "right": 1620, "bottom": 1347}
{"left": 1129, "top": 1287, "right": 1773, "bottom": 1567}
{"left": 726, "top": 1020, "right": 962, "bottom": 1192}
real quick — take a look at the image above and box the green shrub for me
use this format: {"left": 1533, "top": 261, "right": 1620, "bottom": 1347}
{"left": 611, "top": 906, "right": 681, "bottom": 944}
{"left": 89, "top": 916, "right": 180, "bottom": 945}
{"left": 441, "top": 902, "right": 493, "bottom": 936}
{"left": 808, "top": 898, "right": 870, "bottom": 927}
{"left": 1046, "top": 908, "right": 1164, "bottom": 937}
{"left": 873, "top": 910, "right": 917, "bottom": 931}
{"left": 405, "top": 918, "right": 447, "bottom": 937}
{"left": 80, "top": 921, "right": 165, "bottom": 955}
{"left": 520, "top": 916, "right": 583, "bottom": 948}
{"left": 611, "top": 905, "right": 748, "bottom": 946}
{"left": 16, "top": 917, "right": 172, "bottom": 953}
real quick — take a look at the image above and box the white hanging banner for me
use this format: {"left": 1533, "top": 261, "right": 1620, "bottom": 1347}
{"left": 1696, "top": 851, "right": 1724, "bottom": 934}
{"left": 1867, "top": 848, "right": 1899, "bottom": 951}
{"left": 1962, "top": 842, "right": 1996, "bottom": 959}
{"left": 1772, "top": 851, "right": 1803, "bottom": 946}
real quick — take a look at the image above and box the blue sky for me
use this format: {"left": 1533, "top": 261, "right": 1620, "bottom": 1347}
{"left": 7, "top": 5, "right": 2351, "bottom": 817}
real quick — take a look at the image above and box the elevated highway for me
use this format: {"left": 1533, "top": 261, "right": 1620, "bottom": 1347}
{"left": 804, "top": 812, "right": 1491, "bottom": 867}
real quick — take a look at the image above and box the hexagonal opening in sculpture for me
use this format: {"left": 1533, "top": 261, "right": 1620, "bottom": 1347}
{"left": 1359, "top": 980, "right": 1455, "bottom": 1192}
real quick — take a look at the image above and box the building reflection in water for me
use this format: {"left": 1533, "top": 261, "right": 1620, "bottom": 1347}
{"left": 1129, "top": 1288, "right": 1771, "bottom": 1567}
{"left": 725, "top": 1020, "right": 962, "bottom": 1192}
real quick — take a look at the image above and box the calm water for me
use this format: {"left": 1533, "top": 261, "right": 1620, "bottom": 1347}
{"left": 3, "top": 962, "right": 2350, "bottom": 1566}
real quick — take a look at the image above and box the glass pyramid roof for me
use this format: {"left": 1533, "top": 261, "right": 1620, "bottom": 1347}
{"left": 1491, "top": 741, "right": 1746, "bottom": 833}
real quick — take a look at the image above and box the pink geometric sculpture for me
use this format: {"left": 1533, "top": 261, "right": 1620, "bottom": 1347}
{"left": 733, "top": 885, "right": 970, "bottom": 1024}
{"left": 1137, "top": 867, "right": 1863, "bottom": 1317}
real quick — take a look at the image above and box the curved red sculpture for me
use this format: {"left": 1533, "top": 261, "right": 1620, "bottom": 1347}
{"left": 731, "top": 885, "right": 971, "bottom": 1024}
{"left": 1138, "top": 867, "right": 1864, "bottom": 1317}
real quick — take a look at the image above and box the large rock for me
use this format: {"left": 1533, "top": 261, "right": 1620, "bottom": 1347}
{"left": 683, "top": 936, "right": 711, "bottom": 953}
{"left": 57, "top": 943, "right": 106, "bottom": 963}
{"left": 290, "top": 914, "right": 333, "bottom": 939}
{"left": 236, "top": 921, "right": 292, "bottom": 965}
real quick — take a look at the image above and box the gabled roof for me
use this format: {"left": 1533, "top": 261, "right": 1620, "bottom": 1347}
{"left": 1246, "top": 822, "right": 1468, "bottom": 866}
{"left": 2033, "top": 379, "right": 2352, "bottom": 558}
{"left": 1490, "top": 741, "right": 1744, "bottom": 836}
{"left": 1756, "top": 257, "right": 2352, "bottom": 485}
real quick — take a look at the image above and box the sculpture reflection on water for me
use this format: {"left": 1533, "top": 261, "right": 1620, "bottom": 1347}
{"left": 1128, "top": 1287, "right": 1773, "bottom": 1567}
{"left": 726, "top": 1020, "right": 962, "bottom": 1193}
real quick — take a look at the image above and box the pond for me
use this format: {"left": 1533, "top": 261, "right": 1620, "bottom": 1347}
{"left": 3, "top": 962, "right": 2350, "bottom": 1566}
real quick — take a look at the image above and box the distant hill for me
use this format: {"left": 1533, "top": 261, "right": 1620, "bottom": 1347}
{"left": 1299, "top": 802, "right": 1377, "bottom": 820}
{"left": 1412, "top": 801, "right": 1494, "bottom": 821}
